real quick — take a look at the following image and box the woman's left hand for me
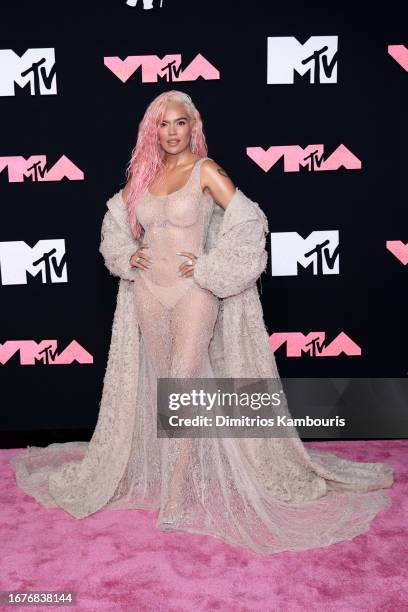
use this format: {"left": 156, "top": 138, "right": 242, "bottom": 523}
{"left": 177, "top": 251, "right": 198, "bottom": 277}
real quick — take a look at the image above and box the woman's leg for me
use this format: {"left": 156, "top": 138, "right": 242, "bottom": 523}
{"left": 169, "top": 286, "right": 219, "bottom": 378}
{"left": 159, "top": 286, "right": 219, "bottom": 524}
{"left": 135, "top": 277, "right": 219, "bottom": 525}
{"left": 133, "top": 275, "right": 172, "bottom": 378}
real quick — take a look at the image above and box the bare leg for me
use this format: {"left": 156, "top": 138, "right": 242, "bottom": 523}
{"left": 134, "top": 276, "right": 219, "bottom": 525}
{"left": 133, "top": 275, "right": 172, "bottom": 378}
{"left": 159, "top": 286, "right": 219, "bottom": 525}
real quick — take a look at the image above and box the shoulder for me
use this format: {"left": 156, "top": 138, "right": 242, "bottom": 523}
{"left": 201, "top": 158, "right": 234, "bottom": 185}
{"left": 200, "top": 158, "right": 236, "bottom": 210}
{"left": 201, "top": 158, "right": 224, "bottom": 175}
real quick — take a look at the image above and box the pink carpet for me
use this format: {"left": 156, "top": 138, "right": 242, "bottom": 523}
{"left": 1, "top": 440, "right": 407, "bottom": 611}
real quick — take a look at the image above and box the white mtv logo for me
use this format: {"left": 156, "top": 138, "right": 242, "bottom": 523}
{"left": 0, "top": 48, "right": 57, "bottom": 96}
{"left": 0, "top": 239, "right": 67, "bottom": 285}
{"left": 267, "top": 36, "right": 338, "bottom": 84}
{"left": 271, "top": 231, "right": 339, "bottom": 276}
{"left": 126, "top": 0, "right": 162, "bottom": 7}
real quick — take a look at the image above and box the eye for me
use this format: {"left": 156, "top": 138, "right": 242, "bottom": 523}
{"left": 178, "top": 120, "right": 186, "bottom": 125}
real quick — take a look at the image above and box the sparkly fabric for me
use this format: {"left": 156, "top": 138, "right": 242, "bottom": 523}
{"left": 10, "top": 159, "right": 394, "bottom": 554}
{"left": 135, "top": 158, "right": 216, "bottom": 310}
{"left": 133, "top": 158, "right": 219, "bottom": 379}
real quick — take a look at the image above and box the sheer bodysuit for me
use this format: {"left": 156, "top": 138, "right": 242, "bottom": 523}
{"left": 131, "top": 156, "right": 219, "bottom": 380}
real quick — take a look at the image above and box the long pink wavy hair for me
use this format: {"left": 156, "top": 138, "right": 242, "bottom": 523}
{"left": 124, "top": 90, "right": 209, "bottom": 239}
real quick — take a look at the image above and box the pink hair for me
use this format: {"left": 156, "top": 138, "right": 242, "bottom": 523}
{"left": 124, "top": 90, "right": 209, "bottom": 239}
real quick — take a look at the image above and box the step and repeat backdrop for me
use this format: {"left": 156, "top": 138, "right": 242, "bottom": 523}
{"left": 1, "top": 2, "right": 407, "bottom": 440}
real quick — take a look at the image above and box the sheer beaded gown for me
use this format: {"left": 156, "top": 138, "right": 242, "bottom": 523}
{"left": 10, "top": 156, "right": 394, "bottom": 554}
{"left": 128, "top": 157, "right": 220, "bottom": 526}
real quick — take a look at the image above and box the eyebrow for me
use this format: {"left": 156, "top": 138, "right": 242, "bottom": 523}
{"left": 160, "top": 117, "right": 188, "bottom": 122}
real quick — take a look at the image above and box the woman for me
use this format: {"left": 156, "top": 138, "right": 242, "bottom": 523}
{"left": 11, "top": 90, "right": 394, "bottom": 554}
{"left": 121, "top": 91, "right": 247, "bottom": 524}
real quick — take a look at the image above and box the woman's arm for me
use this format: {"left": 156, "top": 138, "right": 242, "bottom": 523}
{"left": 200, "top": 159, "right": 236, "bottom": 210}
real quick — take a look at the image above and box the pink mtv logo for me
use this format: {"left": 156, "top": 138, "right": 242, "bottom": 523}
{"left": 386, "top": 241, "right": 408, "bottom": 265}
{"left": 270, "top": 332, "right": 362, "bottom": 357}
{"left": 388, "top": 45, "right": 408, "bottom": 71}
{"left": 247, "top": 145, "right": 361, "bottom": 172}
{"left": 0, "top": 155, "right": 84, "bottom": 183}
{"left": 0, "top": 340, "right": 93, "bottom": 365}
{"left": 104, "top": 53, "right": 219, "bottom": 83}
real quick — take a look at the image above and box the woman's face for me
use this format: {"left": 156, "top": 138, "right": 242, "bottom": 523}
{"left": 157, "top": 101, "right": 195, "bottom": 155}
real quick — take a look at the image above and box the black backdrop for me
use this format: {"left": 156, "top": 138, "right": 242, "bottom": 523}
{"left": 1, "top": 1, "right": 407, "bottom": 445}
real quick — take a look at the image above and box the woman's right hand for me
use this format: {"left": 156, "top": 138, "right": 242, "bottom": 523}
{"left": 129, "top": 243, "right": 151, "bottom": 270}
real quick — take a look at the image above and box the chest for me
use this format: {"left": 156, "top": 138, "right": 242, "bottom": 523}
{"left": 137, "top": 189, "right": 213, "bottom": 231}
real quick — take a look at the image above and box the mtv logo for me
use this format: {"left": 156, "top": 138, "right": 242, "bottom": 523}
{"left": 104, "top": 53, "right": 219, "bottom": 83}
{"left": 247, "top": 145, "right": 361, "bottom": 173}
{"left": 0, "top": 340, "right": 93, "bottom": 365}
{"left": 270, "top": 332, "right": 361, "bottom": 357}
{"left": 0, "top": 239, "right": 67, "bottom": 285}
{"left": 0, "top": 48, "right": 57, "bottom": 96}
{"left": 0, "top": 155, "right": 84, "bottom": 182}
{"left": 271, "top": 231, "right": 339, "bottom": 276}
{"left": 267, "top": 36, "right": 338, "bottom": 84}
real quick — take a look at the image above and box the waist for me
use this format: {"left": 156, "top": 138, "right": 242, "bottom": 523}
{"left": 141, "top": 242, "right": 202, "bottom": 262}
{"left": 142, "top": 230, "right": 202, "bottom": 254}
{"left": 138, "top": 256, "right": 197, "bottom": 286}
